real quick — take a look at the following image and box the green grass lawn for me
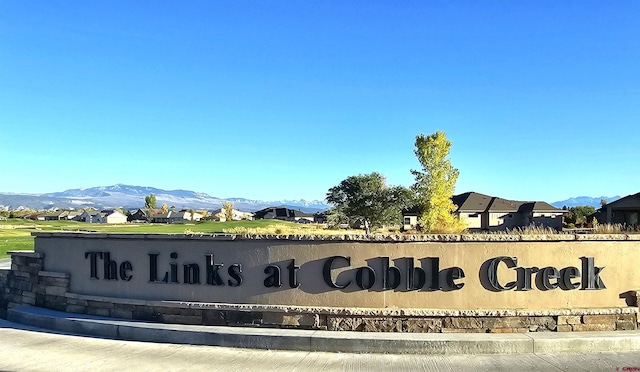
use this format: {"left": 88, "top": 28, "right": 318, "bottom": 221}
{"left": 0, "top": 219, "right": 292, "bottom": 258}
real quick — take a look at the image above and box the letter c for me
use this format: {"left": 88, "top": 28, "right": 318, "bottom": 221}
{"left": 485, "top": 256, "right": 517, "bottom": 291}
{"left": 323, "top": 256, "right": 351, "bottom": 289}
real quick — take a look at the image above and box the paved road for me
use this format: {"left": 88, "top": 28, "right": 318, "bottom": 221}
{"left": 0, "top": 258, "right": 10, "bottom": 270}
{"left": 1, "top": 319, "right": 640, "bottom": 371}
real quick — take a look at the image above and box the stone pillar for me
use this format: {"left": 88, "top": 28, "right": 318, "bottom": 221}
{"left": 0, "top": 269, "right": 8, "bottom": 319}
{"left": 2, "top": 252, "right": 44, "bottom": 315}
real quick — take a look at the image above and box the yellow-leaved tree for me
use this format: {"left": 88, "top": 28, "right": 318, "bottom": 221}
{"left": 411, "top": 131, "right": 466, "bottom": 233}
{"left": 223, "top": 201, "right": 234, "bottom": 221}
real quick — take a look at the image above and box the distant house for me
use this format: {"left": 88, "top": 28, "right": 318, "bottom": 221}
{"left": 37, "top": 212, "right": 64, "bottom": 221}
{"left": 149, "top": 210, "right": 190, "bottom": 224}
{"left": 403, "top": 192, "right": 566, "bottom": 231}
{"left": 79, "top": 211, "right": 105, "bottom": 223}
{"left": 128, "top": 208, "right": 152, "bottom": 222}
{"left": 151, "top": 212, "right": 176, "bottom": 224}
{"left": 178, "top": 210, "right": 205, "bottom": 222}
{"left": 592, "top": 192, "right": 640, "bottom": 226}
{"left": 104, "top": 211, "right": 127, "bottom": 224}
{"left": 313, "top": 211, "right": 328, "bottom": 224}
{"left": 59, "top": 211, "right": 82, "bottom": 221}
{"left": 37, "top": 211, "right": 83, "bottom": 221}
{"left": 211, "top": 208, "right": 254, "bottom": 222}
{"left": 253, "top": 207, "right": 315, "bottom": 223}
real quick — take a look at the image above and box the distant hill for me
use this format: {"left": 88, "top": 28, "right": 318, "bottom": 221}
{"left": 0, "top": 184, "right": 331, "bottom": 213}
{"left": 551, "top": 195, "right": 621, "bottom": 209}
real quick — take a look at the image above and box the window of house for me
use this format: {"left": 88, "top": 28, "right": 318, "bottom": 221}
{"left": 403, "top": 217, "right": 411, "bottom": 225}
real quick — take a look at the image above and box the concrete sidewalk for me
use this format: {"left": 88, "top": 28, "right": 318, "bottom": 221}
{"left": 7, "top": 305, "right": 640, "bottom": 355}
{"left": 2, "top": 317, "right": 640, "bottom": 371}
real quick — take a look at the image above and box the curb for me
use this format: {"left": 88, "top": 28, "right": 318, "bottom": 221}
{"left": 7, "top": 306, "right": 640, "bottom": 355}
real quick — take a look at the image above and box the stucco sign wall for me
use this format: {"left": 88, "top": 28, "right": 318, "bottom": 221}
{"left": 33, "top": 233, "right": 640, "bottom": 310}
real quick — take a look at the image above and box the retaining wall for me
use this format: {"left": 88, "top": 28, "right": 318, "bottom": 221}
{"left": 1, "top": 232, "right": 639, "bottom": 333}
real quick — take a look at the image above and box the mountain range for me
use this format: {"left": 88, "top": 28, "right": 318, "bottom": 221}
{"left": 0, "top": 184, "right": 331, "bottom": 213}
{"left": 550, "top": 196, "right": 621, "bottom": 209}
{"left": 0, "top": 184, "right": 622, "bottom": 212}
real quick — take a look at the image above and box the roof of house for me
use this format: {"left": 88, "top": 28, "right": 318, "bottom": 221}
{"left": 151, "top": 212, "right": 171, "bottom": 218}
{"left": 452, "top": 192, "right": 494, "bottom": 212}
{"left": 253, "top": 206, "right": 312, "bottom": 219}
{"left": 487, "top": 197, "right": 523, "bottom": 213}
{"left": 39, "top": 213, "right": 62, "bottom": 218}
{"left": 601, "top": 192, "right": 640, "bottom": 210}
{"left": 405, "top": 192, "right": 564, "bottom": 215}
{"left": 82, "top": 211, "right": 101, "bottom": 217}
{"left": 520, "top": 201, "right": 563, "bottom": 213}
{"left": 105, "top": 211, "right": 126, "bottom": 218}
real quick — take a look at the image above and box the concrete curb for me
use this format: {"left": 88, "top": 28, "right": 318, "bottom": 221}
{"left": 7, "top": 305, "right": 640, "bottom": 355}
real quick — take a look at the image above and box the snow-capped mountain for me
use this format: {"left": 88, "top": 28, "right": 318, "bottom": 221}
{"left": 0, "top": 184, "right": 331, "bottom": 212}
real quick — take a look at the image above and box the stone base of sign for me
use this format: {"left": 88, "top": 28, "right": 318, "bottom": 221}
{"left": 2, "top": 251, "right": 639, "bottom": 333}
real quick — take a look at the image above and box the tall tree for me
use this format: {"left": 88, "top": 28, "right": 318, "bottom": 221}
{"left": 411, "top": 131, "right": 465, "bottom": 233}
{"left": 326, "top": 172, "right": 411, "bottom": 234}
{"left": 144, "top": 194, "right": 157, "bottom": 209}
{"left": 223, "top": 201, "right": 234, "bottom": 221}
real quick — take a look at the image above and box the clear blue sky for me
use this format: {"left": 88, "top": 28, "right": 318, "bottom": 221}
{"left": 1, "top": 1, "right": 639, "bottom": 202}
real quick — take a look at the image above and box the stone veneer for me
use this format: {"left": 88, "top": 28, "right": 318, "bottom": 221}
{"left": 2, "top": 232, "right": 640, "bottom": 333}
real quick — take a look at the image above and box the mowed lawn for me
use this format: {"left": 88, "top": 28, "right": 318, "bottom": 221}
{"left": 0, "top": 219, "right": 296, "bottom": 258}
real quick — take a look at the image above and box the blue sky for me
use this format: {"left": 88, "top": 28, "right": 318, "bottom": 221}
{"left": 1, "top": 1, "right": 639, "bottom": 203}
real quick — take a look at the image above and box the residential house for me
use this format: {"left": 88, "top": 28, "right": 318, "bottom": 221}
{"left": 592, "top": 192, "right": 640, "bottom": 226}
{"left": 37, "top": 210, "right": 83, "bottom": 221}
{"left": 79, "top": 211, "right": 105, "bottom": 223}
{"left": 313, "top": 211, "right": 328, "bottom": 224}
{"left": 178, "top": 210, "right": 205, "bottom": 222}
{"left": 77, "top": 210, "right": 127, "bottom": 224}
{"left": 253, "top": 207, "right": 315, "bottom": 223}
{"left": 150, "top": 211, "right": 192, "bottom": 224}
{"left": 37, "top": 212, "right": 64, "bottom": 221}
{"left": 211, "top": 208, "right": 254, "bottom": 222}
{"left": 59, "top": 211, "right": 82, "bottom": 221}
{"left": 104, "top": 211, "right": 127, "bottom": 224}
{"left": 403, "top": 192, "right": 566, "bottom": 231}
{"left": 128, "top": 208, "right": 152, "bottom": 222}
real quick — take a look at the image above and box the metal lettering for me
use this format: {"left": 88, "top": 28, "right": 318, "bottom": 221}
{"left": 183, "top": 263, "right": 200, "bottom": 284}
{"left": 228, "top": 264, "right": 243, "bottom": 287}
{"left": 287, "top": 259, "right": 300, "bottom": 288}
{"left": 581, "top": 256, "right": 606, "bottom": 290}
{"left": 444, "top": 267, "right": 465, "bottom": 290}
{"left": 382, "top": 257, "right": 401, "bottom": 290}
{"left": 485, "top": 256, "right": 517, "bottom": 291}
{"left": 559, "top": 266, "right": 581, "bottom": 290}
{"left": 205, "top": 254, "right": 225, "bottom": 286}
{"left": 516, "top": 266, "right": 539, "bottom": 291}
{"left": 263, "top": 265, "right": 282, "bottom": 288}
{"left": 119, "top": 261, "right": 133, "bottom": 281}
{"left": 102, "top": 252, "right": 118, "bottom": 280}
{"left": 355, "top": 266, "right": 376, "bottom": 290}
{"left": 84, "top": 251, "right": 102, "bottom": 279}
{"left": 536, "top": 266, "right": 559, "bottom": 290}
{"left": 322, "top": 256, "right": 351, "bottom": 289}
